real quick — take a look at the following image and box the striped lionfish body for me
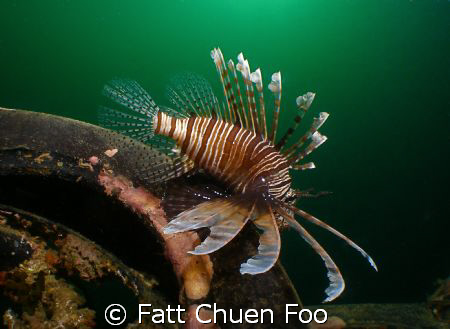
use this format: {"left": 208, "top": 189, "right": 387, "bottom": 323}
{"left": 155, "top": 112, "right": 291, "bottom": 198}
{"left": 100, "top": 48, "right": 377, "bottom": 302}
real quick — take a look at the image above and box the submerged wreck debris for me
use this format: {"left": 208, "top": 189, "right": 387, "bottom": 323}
{"left": 0, "top": 226, "right": 32, "bottom": 272}
{"left": 3, "top": 275, "right": 96, "bottom": 329}
{"left": 78, "top": 158, "right": 95, "bottom": 172}
{"left": 58, "top": 233, "right": 120, "bottom": 281}
{"left": 428, "top": 276, "right": 450, "bottom": 321}
{"left": 33, "top": 152, "right": 52, "bottom": 165}
{"left": 0, "top": 207, "right": 171, "bottom": 329}
{"left": 88, "top": 155, "right": 100, "bottom": 165}
{"left": 0, "top": 215, "right": 96, "bottom": 328}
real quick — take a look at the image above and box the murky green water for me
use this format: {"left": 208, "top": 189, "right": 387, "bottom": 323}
{"left": 1, "top": 0, "right": 448, "bottom": 305}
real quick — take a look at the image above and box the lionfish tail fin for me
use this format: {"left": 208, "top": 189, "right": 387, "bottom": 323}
{"left": 240, "top": 201, "right": 281, "bottom": 275}
{"left": 274, "top": 204, "right": 345, "bottom": 302}
{"left": 99, "top": 79, "right": 160, "bottom": 142}
{"left": 284, "top": 203, "right": 378, "bottom": 271}
{"left": 163, "top": 196, "right": 256, "bottom": 255}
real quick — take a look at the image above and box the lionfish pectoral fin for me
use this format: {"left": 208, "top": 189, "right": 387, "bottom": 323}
{"left": 161, "top": 179, "right": 226, "bottom": 220}
{"left": 275, "top": 205, "right": 345, "bottom": 302}
{"left": 163, "top": 198, "right": 235, "bottom": 234}
{"left": 189, "top": 201, "right": 256, "bottom": 255}
{"left": 240, "top": 203, "right": 281, "bottom": 275}
{"left": 164, "top": 197, "right": 255, "bottom": 254}
{"left": 282, "top": 202, "right": 378, "bottom": 271}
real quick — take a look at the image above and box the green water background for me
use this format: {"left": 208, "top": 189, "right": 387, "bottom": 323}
{"left": 0, "top": 0, "right": 448, "bottom": 305}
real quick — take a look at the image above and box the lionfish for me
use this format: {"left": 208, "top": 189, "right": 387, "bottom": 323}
{"left": 99, "top": 48, "right": 377, "bottom": 302}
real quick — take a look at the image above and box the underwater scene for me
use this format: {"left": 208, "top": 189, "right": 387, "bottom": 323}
{"left": 0, "top": 1, "right": 448, "bottom": 328}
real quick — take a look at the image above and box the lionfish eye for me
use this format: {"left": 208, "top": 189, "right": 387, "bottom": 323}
{"left": 248, "top": 176, "right": 269, "bottom": 195}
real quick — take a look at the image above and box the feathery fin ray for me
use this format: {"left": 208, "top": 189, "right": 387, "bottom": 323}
{"left": 281, "top": 201, "right": 378, "bottom": 271}
{"left": 240, "top": 202, "right": 281, "bottom": 274}
{"left": 164, "top": 196, "right": 257, "bottom": 255}
{"left": 275, "top": 205, "right": 345, "bottom": 302}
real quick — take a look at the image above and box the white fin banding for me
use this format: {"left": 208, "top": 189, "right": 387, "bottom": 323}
{"left": 292, "top": 162, "right": 316, "bottom": 170}
{"left": 296, "top": 92, "right": 316, "bottom": 110}
{"left": 228, "top": 59, "right": 248, "bottom": 128}
{"left": 285, "top": 112, "right": 330, "bottom": 161}
{"left": 251, "top": 68, "right": 268, "bottom": 139}
{"left": 218, "top": 51, "right": 240, "bottom": 123}
{"left": 211, "top": 48, "right": 235, "bottom": 122}
{"left": 294, "top": 131, "right": 328, "bottom": 163}
{"left": 276, "top": 92, "right": 316, "bottom": 151}
{"left": 236, "top": 52, "right": 260, "bottom": 134}
{"left": 268, "top": 72, "right": 282, "bottom": 144}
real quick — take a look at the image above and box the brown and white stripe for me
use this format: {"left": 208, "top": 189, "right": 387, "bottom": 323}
{"left": 154, "top": 112, "right": 291, "bottom": 199}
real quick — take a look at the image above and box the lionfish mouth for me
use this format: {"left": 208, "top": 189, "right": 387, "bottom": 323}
{"left": 99, "top": 47, "right": 377, "bottom": 303}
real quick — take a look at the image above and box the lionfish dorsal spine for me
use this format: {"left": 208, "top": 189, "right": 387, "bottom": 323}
{"left": 284, "top": 111, "right": 329, "bottom": 161}
{"left": 250, "top": 68, "right": 268, "bottom": 140}
{"left": 236, "top": 52, "right": 261, "bottom": 136}
{"left": 275, "top": 92, "right": 315, "bottom": 150}
{"left": 211, "top": 48, "right": 238, "bottom": 124}
{"left": 227, "top": 59, "right": 247, "bottom": 128}
{"left": 268, "top": 71, "right": 282, "bottom": 144}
